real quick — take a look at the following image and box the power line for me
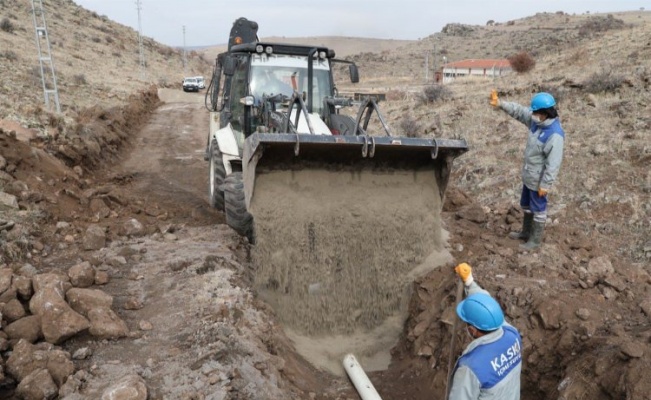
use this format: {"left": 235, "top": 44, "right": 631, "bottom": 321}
{"left": 182, "top": 25, "right": 187, "bottom": 75}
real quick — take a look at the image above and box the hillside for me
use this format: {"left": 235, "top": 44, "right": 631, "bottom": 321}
{"left": 346, "top": 11, "right": 651, "bottom": 87}
{"left": 200, "top": 36, "right": 415, "bottom": 61}
{"left": 0, "top": 3, "right": 650, "bottom": 400}
{"left": 0, "top": 0, "right": 210, "bottom": 126}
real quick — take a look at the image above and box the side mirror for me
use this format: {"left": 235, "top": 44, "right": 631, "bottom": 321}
{"left": 223, "top": 56, "right": 236, "bottom": 76}
{"left": 349, "top": 64, "right": 359, "bottom": 83}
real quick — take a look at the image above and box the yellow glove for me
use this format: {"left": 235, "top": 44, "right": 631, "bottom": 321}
{"left": 455, "top": 263, "right": 474, "bottom": 286}
{"left": 538, "top": 188, "right": 548, "bottom": 197}
{"left": 490, "top": 89, "right": 500, "bottom": 107}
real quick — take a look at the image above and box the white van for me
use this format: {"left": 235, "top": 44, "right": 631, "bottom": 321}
{"left": 194, "top": 76, "right": 206, "bottom": 89}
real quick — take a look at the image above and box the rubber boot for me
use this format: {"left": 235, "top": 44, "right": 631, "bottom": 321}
{"left": 509, "top": 212, "right": 533, "bottom": 241}
{"left": 520, "top": 221, "right": 544, "bottom": 250}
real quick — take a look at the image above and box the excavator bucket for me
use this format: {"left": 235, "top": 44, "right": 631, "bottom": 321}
{"left": 242, "top": 133, "right": 468, "bottom": 208}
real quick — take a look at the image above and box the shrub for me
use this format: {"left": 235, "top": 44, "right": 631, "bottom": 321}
{"left": 420, "top": 85, "right": 452, "bottom": 104}
{"left": 567, "top": 48, "right": 589, "bottom": 66}
{"left": 72, "top": 74, "right": 87, "bottom": 85}
{"left": 399, "top": 115, "right": 424, "bottom": 138}
{"left": 29, "top": 65, "right": 42, "bottom": 79}
{"left": 0, "top": 17, "right": 14, "bottom": 33}
{"left": 507, "top": 52, "right": 536, "bottom": 73}
{"left": 441, "top": 23, "right": 474, "bottom": 37}
{"left": 578, "top": 14, "right": 625, "bottom": 37}
{"left": 91, "top": 36, "right": 101, "bottom": 43}
{"left": 0, "top": 49, "right": 16, "bottom": 61}
{"left": 48, "top": 113, "right": 64, "bottom": 131}
{"left": 583, "top": 70, "right": 625, "bottom": 94}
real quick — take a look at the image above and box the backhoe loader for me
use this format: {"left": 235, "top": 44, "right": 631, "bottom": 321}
{"left": 205, "top": 17, "right": 468, "bottom": 243}
{"left": 204, "top": 18, "right": 470, "bottom": 372}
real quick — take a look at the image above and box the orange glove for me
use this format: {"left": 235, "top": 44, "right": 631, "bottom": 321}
{"left": 538, "top": 188, "right": 548, "bottom": 197}
{"left": 490, "top": 89, "right": 500, "bottom": 107}
{"left": 455, "top": 263, "right": 474, "bottom": 286}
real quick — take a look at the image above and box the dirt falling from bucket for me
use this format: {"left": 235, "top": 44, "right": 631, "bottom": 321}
{"left": 250, "top": 167, "right": 450, "bottom": 374}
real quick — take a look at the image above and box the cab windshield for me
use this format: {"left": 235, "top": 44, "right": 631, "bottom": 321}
{"left": 249, "top": 54, "right": 332, "bottom": 114}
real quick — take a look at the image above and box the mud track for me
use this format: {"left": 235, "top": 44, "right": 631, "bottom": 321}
{"left": 48, "top": 89, "right": 354, "bottom": 399}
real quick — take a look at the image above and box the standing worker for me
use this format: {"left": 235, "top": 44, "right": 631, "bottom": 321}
{"left": 448, "top": 263, "right": 522, "bottom": 400}
{"left": 490, "top": 90, "right": 565, "bottom": 250}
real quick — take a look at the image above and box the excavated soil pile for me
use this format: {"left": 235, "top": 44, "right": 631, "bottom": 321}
{"left": 367, "top": 187, "right": 651, "bottom": 400}
{"left": 250, "top": 167, "right": 452, "bottom": 374}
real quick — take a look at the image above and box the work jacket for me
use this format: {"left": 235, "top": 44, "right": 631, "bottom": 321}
{"left": 499, "top": 101, "right": 565, "bottom": 192}
{"left": 448, "top": 282, "right": 522, "bottom": 400}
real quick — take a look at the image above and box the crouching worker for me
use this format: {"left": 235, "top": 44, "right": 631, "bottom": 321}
{"left": 448, "top": 263, "right": 522, "bottom": 400}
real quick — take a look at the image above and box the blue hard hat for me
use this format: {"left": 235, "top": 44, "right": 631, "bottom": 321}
{"left": 530, "top": 92, "right": 556, "bottom": 111}
{"left": 456, "top": 293, "right": 504, "bottom": 331}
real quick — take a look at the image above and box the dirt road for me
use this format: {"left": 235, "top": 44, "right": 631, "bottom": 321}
{"left": 46, "top": 89, "right": 348, "bottom": 399}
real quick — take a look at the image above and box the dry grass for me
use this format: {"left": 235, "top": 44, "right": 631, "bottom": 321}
{"left": 398, "top": 114, "right": 424, "bottom": 137}
{"left": 420, "top": 85, "right": 452, "bottom": 104}
{"left": 356, "top": 13, "right": 650, "bottom": 261}
{"left": 582, "top": 69, "right": 625, "bottom": 93}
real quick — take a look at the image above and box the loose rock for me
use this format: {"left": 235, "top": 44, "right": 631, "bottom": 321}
{"left": 68, "top": 261, "right": 96, "bottom": 288}
{"left": 66, "top": 288, "right": 114, "bottom": 317}
{"left": 16, "top": 368, "right": 58, "bottom": 400}
{"left": 83, "top": 224, "right": 107, "bottom": 251}
{"left": 100, "top": 374, "right": 148, "bottom": 400}
{"left": 88, "top": 308, "right": 129, "bottom": 339}
{"left": 4, "top": 315, "right": 43, "bottom": 343}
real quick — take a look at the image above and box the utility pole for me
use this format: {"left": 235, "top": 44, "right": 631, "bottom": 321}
{"left": 30, "top": 0, "right": 61, "bottom": 113}
{"left": 182, "top": 25, "right": 187, "bottom": 75}
{"left": 432, "top": 43, "right": 437, "bottom": 83}
{"left": 135, "top": 0, "right": 146, "bottom": 80}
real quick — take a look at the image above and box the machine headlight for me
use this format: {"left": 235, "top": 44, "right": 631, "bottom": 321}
{"left": 241, "top": 96, "right": 254, "bottom": 106}
{"left": 265, "top": 46, "right": 273, "bottom": 54}
{"left": 255, "top": 45, "right": 264, "bottom": 53}
{"left": 319, "top": 51, "right": 326, "bottom": 59}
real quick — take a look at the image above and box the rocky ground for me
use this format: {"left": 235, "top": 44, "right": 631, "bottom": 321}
{"left": 1, "top": 82, "right": 649, "bottom": 399}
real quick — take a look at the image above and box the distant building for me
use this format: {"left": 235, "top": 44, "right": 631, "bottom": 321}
{"left": 439, "top": 59, "right": 511, "bottom": 83}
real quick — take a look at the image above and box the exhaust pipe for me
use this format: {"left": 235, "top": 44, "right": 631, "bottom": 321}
{"left": 342, "top": 354, "right": 383, "bottom": 400}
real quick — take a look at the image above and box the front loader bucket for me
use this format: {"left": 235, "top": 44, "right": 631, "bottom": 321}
{"left": 242, "top": 132, "right": 467, "bottom": 374}
{"left": 242, "top": 133, "right": 468, "bottom": 208}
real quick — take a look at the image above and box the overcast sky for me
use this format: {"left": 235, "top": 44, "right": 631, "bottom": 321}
{"left": 71, "top": 1, "right": 648, "bottom": 47}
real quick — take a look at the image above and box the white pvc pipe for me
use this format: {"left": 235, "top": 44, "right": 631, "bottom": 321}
{"left": 342, "top": 354, "right": 383, "bottom": 400}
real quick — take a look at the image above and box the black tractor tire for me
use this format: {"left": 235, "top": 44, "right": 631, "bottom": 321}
{"left": 208, "top": 140, "right": 225, "bottom": 211}
{"left": 222, "top": 172, "right": 255, "bottom": 243}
